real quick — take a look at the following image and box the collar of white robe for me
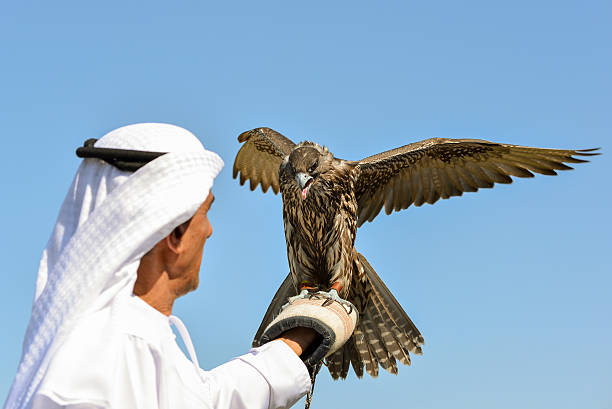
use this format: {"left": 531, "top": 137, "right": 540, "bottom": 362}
{"left": 169, "top": 315, "right": 203, "bottom": 380}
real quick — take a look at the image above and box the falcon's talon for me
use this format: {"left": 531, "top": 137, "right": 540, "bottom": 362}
{"left": 316, "top": 289, "right": 354, "bottom": 313}
{"left": 281, "top": 289, "right": 310, "bottom": 311}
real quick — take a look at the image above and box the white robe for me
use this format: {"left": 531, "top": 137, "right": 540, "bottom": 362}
{"left": 31, "top": 295, "right": 311, "bottom": 409}
{"left": 7, "top": 124, "right": 227, "bottom": 409}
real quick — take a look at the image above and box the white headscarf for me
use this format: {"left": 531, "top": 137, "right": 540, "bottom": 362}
{"left": 4, "top": 123, "right": 224, "bottom": 409}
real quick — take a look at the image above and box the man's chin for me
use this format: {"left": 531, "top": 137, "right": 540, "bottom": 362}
{"left": 176, "top": 277, "right": 199, "bottom": 298}
{"left": 188, "top": 277, "right": 200, "bottom": 294}
{"left": 191, "top": 277, "right": 200, "bottom": 292}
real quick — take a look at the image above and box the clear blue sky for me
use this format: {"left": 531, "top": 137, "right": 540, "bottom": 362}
{"left": 1, "top": 1, "right": 610, "bottom": 408}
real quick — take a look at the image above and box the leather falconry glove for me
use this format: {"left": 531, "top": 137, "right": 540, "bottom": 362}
{"left": 258, "top": 292, "right": 359, "bottom": 372}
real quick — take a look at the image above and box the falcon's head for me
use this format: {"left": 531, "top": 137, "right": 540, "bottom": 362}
{"left": 281, "top": 142, "right": 334, "bottom": 199}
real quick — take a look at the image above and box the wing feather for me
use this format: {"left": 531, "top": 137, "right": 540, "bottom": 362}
{"left": 410, "top": 168, "right": 424, "bottom": 207}
{"left": 480, "top": 162, "right": 513, "bottom": 184}
{"left": 439, "top": 166, "right": 463, "bottom": 197}
{"left": 416, "top": 164, "right": 428, "bottom": 206}
{"left": 433, "top": 165, "right": 449, "bottom": 199}
{"left": 383, "top": 183, "right": 393, "bottom": 215}
{"left": 355, "top": 139, "right": 598, "bottom": 225}
{"left": 453, "top": 165, "right": 479, "bottom": 191}
{"left": 233, "top": 127, "right": 296, "bottom": 195}
{"left": 495, "top": 160, "right": 535, "bottom": 178}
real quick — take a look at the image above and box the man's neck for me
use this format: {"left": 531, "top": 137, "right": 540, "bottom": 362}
{"left": 135, "top": 284, "right": 174, "bottom": 316}
{"left": 133, "top": 251, "right": 176, "bottom": 316}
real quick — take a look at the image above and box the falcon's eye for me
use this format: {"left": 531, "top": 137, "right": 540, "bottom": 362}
{"left": 308, "top": 161, "right": 318, "bottom": 173}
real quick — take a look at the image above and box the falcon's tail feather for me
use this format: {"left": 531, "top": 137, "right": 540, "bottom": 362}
{"left": 326, "top": 252, "right": 424, "bottom": 379}
{"left": 359, "top": 253, "right": 425, "bottom": 351}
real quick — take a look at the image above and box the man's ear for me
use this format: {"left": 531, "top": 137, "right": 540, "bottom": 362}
{"left": 165, "top": 231, "right": 181, "bottom": 254}
{"left": 165, "top": 220, "right": 191, "bottom": 254}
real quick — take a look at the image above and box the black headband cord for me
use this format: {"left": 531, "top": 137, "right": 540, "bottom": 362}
{"left": 75, "top": 138, "right": 168, "bottom": 171}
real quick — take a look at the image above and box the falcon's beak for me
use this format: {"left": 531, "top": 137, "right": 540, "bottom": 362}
{"left": 296, "top": 172, "right": 313, "bottom": 199}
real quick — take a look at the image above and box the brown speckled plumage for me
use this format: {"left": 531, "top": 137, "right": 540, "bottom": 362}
{"left": 279, "top": 143, "right": 358, "bottom": 298}
{"left": 233, "top": 127, "right": 598, "bottom": 380}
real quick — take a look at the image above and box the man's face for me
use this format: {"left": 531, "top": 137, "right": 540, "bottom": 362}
{"left": 174, "top": 192, "right": 214, "bottom": 296}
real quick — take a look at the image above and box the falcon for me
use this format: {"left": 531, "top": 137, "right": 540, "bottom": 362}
{"left": 233, "top": 127, "right": 598, "bottom": 380}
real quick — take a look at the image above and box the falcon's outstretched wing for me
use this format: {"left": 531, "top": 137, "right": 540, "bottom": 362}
{"left": 233, "top": 127, "right": 296, "bottom": 194}
{"left": 354, "top": 138, "right": 599, "bottom": 226}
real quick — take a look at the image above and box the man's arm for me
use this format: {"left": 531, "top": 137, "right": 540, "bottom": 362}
{"left": 277, "top": 327, "right": 320, "bottom": 357}
{"left": 205, "top": 339, "right": 312, "bottom": 409}
{"left": 206, "top": 296, "right": 356, "bottom": 409}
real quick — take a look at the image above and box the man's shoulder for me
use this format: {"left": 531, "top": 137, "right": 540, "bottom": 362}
{"left": 36, "top": 307, "right": 124, "bottom": 406}
{"left": 36, "top": 299, "right": 169, "bottom": 407}
{"left": 60, "top": 295, "right": 172, "bottom": 355}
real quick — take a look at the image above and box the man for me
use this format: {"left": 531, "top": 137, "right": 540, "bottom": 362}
{"left": 4, "top": 123, "right": 355, "bottom": 409}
